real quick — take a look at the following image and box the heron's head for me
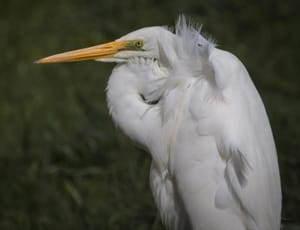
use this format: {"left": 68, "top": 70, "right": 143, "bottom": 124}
{"left": 36, "top": 26, "right": 175, "bottom": 64}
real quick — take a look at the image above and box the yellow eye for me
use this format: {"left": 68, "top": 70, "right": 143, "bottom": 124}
{"left": 135, "top": 40, "right": 144, "bottom": 48}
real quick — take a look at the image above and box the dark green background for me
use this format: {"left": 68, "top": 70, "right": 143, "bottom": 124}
{"left": 0, "top": 0, "right": 299, "bottom": 229}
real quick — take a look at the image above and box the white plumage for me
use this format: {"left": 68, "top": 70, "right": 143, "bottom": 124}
{"left": 37, "top": 16, "right": 282, "bottom": 230}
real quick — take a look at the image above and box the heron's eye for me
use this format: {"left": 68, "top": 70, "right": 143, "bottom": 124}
{"left": 135, "top": 40, "right": 144, "bottom": 49}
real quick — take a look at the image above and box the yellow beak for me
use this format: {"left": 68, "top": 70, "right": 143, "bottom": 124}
{"left": 36, "top": 40, "right": 129, "bottom": 64}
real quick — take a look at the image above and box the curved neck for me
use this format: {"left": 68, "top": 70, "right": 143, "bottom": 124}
{"left": 106, "top": 63, "right": 162, "bottom": 151}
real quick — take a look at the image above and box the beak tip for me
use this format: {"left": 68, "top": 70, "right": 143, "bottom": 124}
{"left": 35, "top": 58, "right": 46, "bottom": 64}
{"left": 35, "top": 58, "right": 52, "bottom": 64}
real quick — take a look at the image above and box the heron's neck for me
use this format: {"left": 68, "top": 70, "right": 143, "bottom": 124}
{"left": 106, "top": 63, "right": 162, "bottom": 150}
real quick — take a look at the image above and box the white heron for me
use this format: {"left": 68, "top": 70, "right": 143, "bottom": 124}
{"left": 37, "top": 16, "right": 282, "bottom": 230}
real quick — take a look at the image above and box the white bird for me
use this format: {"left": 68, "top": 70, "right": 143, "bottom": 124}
{"left": 37, "top": 16, "right": 282, "bottom": 230}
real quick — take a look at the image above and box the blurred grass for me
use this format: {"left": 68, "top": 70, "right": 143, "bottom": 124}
{"left": 0, "top": 0, "right": 299, "bottom": 229}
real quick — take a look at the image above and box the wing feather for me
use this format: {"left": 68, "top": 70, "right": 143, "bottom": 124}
{"left": 204, "top": 48, "right": 281, "bottom": 230}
